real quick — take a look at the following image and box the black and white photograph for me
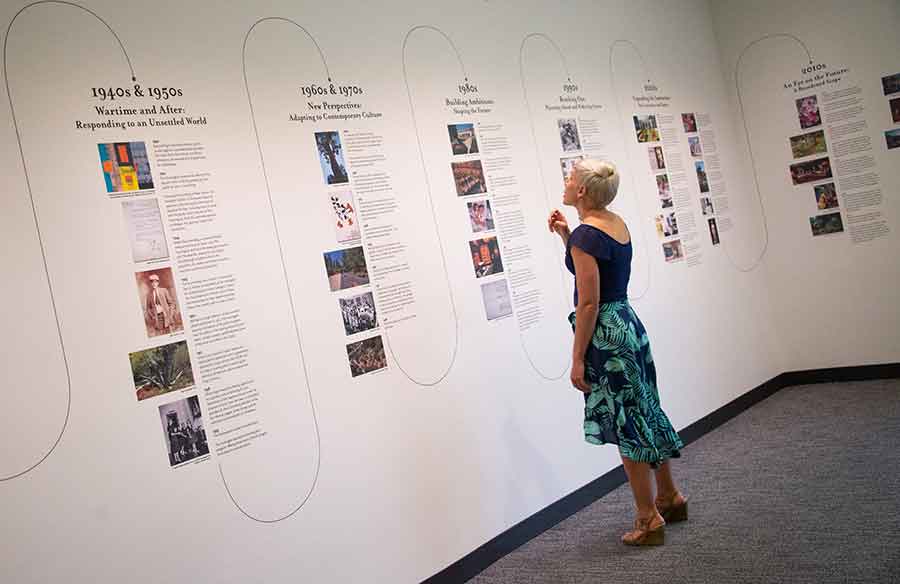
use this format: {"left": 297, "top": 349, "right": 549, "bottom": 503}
{"left": 558, "top": 118, "right": 581, "bottom": 151}
{"left": 708, "top": 217, "right": 720, "bottom": 245}
{"left": 700, "top": 197, "right": 715, "bottom": 216}
{"left": 560, "top": 155, "right": 583, "bottom": 182}
{"left": 159, "top": 395, "right": 209, "bottom": 467}
{"left": 648, "top": 146, "right": 665, "bottom": 171}
{"left": 339, "top": 291, "right": 378, "bottom": 336}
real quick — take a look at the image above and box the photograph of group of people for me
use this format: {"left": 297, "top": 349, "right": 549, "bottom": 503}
{"left": 810, "top": 211, "right": 845, "bottom": 236}
{"left": 795, "top": 95, "right": 822, "bottom": 130}
{"left": 451, "top": 160, "right": 488, "bottom": 196}
{"left": 316, "top": 131, "right": 349, "bottom": 185}
{"left": 98, "top": 141, "right": 154, "bottom": 193}
{"left": 558, "top": 118, "right": 582, "bottom": 151}
{"left": 467, "top": 199, "right": 495, "bottom": 233}
{"left": 159, "top": 395, "right": 209, "bottom": 467}
{"left": 789, "top": 129, "right": 828, "bottom": 159}
{"left": 790, "top": 156, "right": 833, "bottom": 185}
{"left": 339, "top": 291, "right": 378, "bottom": 336}
{"left": 814, "top": 183, "right": 839, "bottom": 211}
{"left": 469, "top": 236, "right": 504, "bottom": 278}
{"left": 346, "top": 335, "right": 387, "bottom": 378}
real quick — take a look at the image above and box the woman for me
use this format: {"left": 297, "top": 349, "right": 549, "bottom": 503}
{"left": 548, "top": 159, "right": 687, "bottom": 546}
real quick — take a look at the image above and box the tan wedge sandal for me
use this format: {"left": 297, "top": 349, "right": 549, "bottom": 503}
{"left": 622, "top": 514, "right": 665, "bottom": 546}
{"left": 655, "top": 493, "right": 688, "bottom": 523}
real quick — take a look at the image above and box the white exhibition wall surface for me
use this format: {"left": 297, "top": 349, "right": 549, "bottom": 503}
{"left": 3, "top": 0, "right": 893, "bottom": 582}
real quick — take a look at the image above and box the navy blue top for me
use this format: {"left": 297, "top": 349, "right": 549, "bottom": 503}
{"left": 565, "top": 224, "right": 632, "bottom": 305}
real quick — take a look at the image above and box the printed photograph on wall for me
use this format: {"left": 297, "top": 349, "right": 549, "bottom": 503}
{"left": 448, "top": 123, "right": 479, "bottom": 155}
{"left": 789, "top": 130, "right": 828, "bottom": 158}
{"left": 655, "top": 212, "right": 678, "bottom": 238}
{"left": 886, "top": 128, "right": 900, "bottom": 150}
{"left": 890, "top": 97, "right": 900, "bottom": 123}
{"left": 681, "top": 113, "right": 698, "bottom": 133}
{"left": 129, "top": 340, "right": 194, "bottom": 401}
{"left": 882, "top": 72, "right": 900, "bottom": 96}
{"left": 809, "top": 212, "right": 844, "bottom": 236}
{"left": 558, "top": 118, "right": 581, "bottom": 151}
{"left": 323, "top": 246, "right": 370, "bottom": 291}
{"left": 467, "top": 199, "right": 495, "bottom": 233}
{"left": 662, "top": 239, "right": 684, "bottom": 263}
{"left": 633, "top": 115, "right": 660, "bottom": 143}
{"left": 708, "top": 218, "right": 720, "bottom": 245}
{"left": 560, "top": 155, "right": 583, "bottom": 182}
{"left": 688, "top": 136, "right": 703, "bottom": 157}
{"left": 339, "top": 291, "right": 378, "bottom": 336}
{"left": 795, "top": 95, "right": 822, "bottom": 129}
{"left": 700, "top": 196, "right": 715, "bottom": 216}
{"left": 135, "top": 268, "right": 183, "bottom": 338}
{"left": 329, "top": 190, "right": 360, "bottom": 243}
{"left": 480, "top": 279, "right": 512, "bottom": 321}
{"left": 695, "top": 160, "right": 710, "bottom": 193}
{"left": 469, "top": 236, "right": 504, "bottom": 278}
{"left": 159, "top": 395, "right": 208, "bottom": 467}
{"left": 790, "top": 157, "right": 832, "bottom": 185}
{"left": 814, "top": 183, "right": 839, "bottom": 211}
{"left": 315, "top": 131, "right": 349, "bottom": 185}
{"left": 648, "top": 146, "right": 666, "bottom": 171}
{"left": 451, "top": 160, "right": 487, "bottom": 196}
{"left": 346, "top": 335, "right": 387, "bottom": 378}
{"left": 657, "top": 174, "right": 673, "bottom": 209}
{"left": 122, "top": 198, "right": 169, "bottom": 263}
{"left": 98, "top": 141, "right": 154, "bottom": 193}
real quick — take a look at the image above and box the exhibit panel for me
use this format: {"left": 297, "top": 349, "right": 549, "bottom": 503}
{"left": 711, "top": 0, "right": 900, "bottom": 370}
{"left": 1, "top": 1, "right": 793, "bottom": 582}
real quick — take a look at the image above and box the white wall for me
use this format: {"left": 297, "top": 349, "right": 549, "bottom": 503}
{"left": 710, "top": 0, "right": 900, "bottom": 371}
{"left": 0, "top": 0, "right": 861, "bottom": 582}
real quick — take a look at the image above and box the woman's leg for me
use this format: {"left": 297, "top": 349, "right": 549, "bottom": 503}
{"left": 621, "top": 456, "right": 658, "bottom": 519}
{"left": 653, "top": 461, "right": 686, "bottom": 506}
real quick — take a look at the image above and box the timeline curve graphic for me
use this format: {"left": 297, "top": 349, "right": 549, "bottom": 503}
{"left": 606, "top": 39, "right": 654, "bottom": 301}
{"left": 233, "top": 16, "right": 326, "bottom": 522}
{"left": 1, "top": 0, "right": 135, "bottom": 482}
{"left": 729, "top": 33, "right": 814, "bottom": 272}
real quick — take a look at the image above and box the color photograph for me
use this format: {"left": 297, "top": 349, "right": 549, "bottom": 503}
{"left": 467, "top": 199, "right": 495, "bottom": 233}
{"left": 315, "top": 131, "right": 349, "bottom": 185}
{"left": 633, "top": 115, "right": 660, "bottom": 143}
{"left": 481, "top": 279, "right": 513, "bottom": 321}
{"left": 795, "top": 95, "right": 821, "bottom": 129}
{"left": 681, "top": 113, "right": 698, "bottom": 133}
{"left": 448, "top": 123, "right": 479, "bottom": 155}
{"left": 695, "top": 160, "right": 710, "bottom": 193}
{"left": 159, "top": 396, "right": 208, "bottom": 467}
{"left": 655, "top": 212, "right": 678, "bottom": 238}
{"left": 330, "top": 190, "right": 360, "bottom": 244}
{"left": 809, "top": 212, "right": 844, "bottom": 236}
{"left": 346, "top": 335, "right": 387, "bottom": 378}
{"left": 648, "top": 146, "right": 666, "bottom": 171}
{"left": 814, "top": 183, "right": 839, "bottom": 211}
{"left": 558, "top": 118, "right": 581, "bottom": 151}
{"left": 339, "top": 291, "right": 378, "bottom": 336}
{"left": 324, "top": 246, "right": 370, "bottom": 292}
{"left": 708, "top": 218, "right": 720, "bottom": 246}
{"left": 886, "top": 129, "right": 900, "bottom": 150}
{"left": 890, "top": 97, "right": 900, "bottom": 124}
{"left": 790, "top": 157, "right": 832, "bottom": 185}
{"left": 98, "top": 141, "right": 154, "bottom": 193}
{"left": 136, "top": 268, "right": 183, "bottom": 338}
{"left": 129, "top": 340, "right": 194, "bottom": 401}
{"left": 789, "top": 130, "right": 828, "bottom": 159}
{"left": 688, "top": 136, "right": 702, "bottom": 157}
{"left": 700, "top": 197, "right": 715, "bottom": 216}
{"left": 656, "top": 173, "right": 671, "bottom": 199}
{"left": 662, "top": 239, "right": 684, "bottom": 263}
{"left": 882, "top": 72, "right": 900, "bottom": 96}
{"left": 451, "top": 160, "right": 487, "bottom": 196}
{"left": 469, "top": 236, "right": 504, "bottom": 278}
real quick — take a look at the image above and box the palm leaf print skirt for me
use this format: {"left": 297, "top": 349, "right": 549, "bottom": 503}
{"left": 569, "top": 301, "right": 683, "bottom": 466}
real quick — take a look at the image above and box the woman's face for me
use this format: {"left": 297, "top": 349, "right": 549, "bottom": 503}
{"left": 563, "top": 168, "right": 581, "bottom": 207}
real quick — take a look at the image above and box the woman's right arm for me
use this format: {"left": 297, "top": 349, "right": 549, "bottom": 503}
{"left": 548, "top": 209, "right": 571, "bottom": 245}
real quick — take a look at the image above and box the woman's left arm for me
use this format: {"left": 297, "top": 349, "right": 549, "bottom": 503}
{"left": 570, "top": 245, "right": 600, "bottom": 393}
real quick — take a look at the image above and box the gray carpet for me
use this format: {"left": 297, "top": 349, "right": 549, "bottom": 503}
{"left": 471, "top": 380, "right": 900, "bottom": 584}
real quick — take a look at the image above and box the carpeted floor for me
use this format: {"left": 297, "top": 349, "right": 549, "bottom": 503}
{"left": 471, "top": 380, "right": 900, "bottom": 584}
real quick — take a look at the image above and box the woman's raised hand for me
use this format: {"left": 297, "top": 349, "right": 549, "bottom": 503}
{"left": 548, "top": 209, "right": 570, "bottom": 239}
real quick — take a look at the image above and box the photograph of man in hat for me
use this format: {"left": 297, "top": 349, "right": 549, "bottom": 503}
{"left": 138, "top": 269, "right": 181, "bottom": 336}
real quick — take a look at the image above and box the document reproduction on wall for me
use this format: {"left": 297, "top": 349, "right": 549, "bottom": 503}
{"left": 1, "top": 0, "right": 896, "bottom": 582}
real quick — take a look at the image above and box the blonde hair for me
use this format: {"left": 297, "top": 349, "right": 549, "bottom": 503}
{"left": 573, "top": 159, "right": 620, "bottom": 209}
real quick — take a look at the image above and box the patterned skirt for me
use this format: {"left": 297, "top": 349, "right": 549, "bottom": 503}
{"left": 569, "top": 300, "right": 683, "bottom": 466}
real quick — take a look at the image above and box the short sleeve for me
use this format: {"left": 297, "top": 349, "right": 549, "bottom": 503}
{"left": 568, "top": 225, "right": 612, "bottom": 261}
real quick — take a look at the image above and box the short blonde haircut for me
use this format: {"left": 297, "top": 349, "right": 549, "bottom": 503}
{"left": 573, "top": 159, "right": 620, "bottom": 209}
